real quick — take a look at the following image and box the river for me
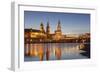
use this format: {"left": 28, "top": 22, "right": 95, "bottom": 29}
{"left": 24, "top": 43, "right": 90, "bottom": 61}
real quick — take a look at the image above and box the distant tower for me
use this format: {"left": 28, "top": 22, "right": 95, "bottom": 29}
{"left": 54, "top": 20, "right": 62, "bottom": 40}
{"left": 57, "top": 20, "right": 61, "bottom": 32}
{"left": 40, "top": 22, "right": 45, "bottom": 33}
{"left": 46, "top": 21, "right": 50, "bottom": 34}
{"left": 46, "top": 21, "right": 50, "bottom": 39}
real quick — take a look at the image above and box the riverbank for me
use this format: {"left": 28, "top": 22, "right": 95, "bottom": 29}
{"left": 25, "top": 39, "right": 90, "bottom": 44}
{"left": 80, "top": 44, "right": 90, "bottom": 58}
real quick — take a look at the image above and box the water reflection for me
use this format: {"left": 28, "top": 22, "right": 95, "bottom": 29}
{"left": 24, "top": 43, "right": 90, "bottom": 61}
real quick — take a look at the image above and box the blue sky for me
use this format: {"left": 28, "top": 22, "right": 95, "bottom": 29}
{"left": 24, "top": 11, "right": 90, "bottom": 34}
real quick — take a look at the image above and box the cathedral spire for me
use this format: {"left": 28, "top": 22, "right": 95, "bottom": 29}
{"left": 57, "top": 20, "right": 61, "bottom": 32}
{"left": 40, "top": 22, "right": 45, "bottom": 33}
{"left": 46, "top": 21, "right": 50, "bottom": 34}
{"left": 46, "top": 21, "right": 51, "bottom": 39}
{"left": 58, "top": 20, "right": 61, "bottom": 25}
{"left": 54, "top": 20, "right": 62, "bottom": 40}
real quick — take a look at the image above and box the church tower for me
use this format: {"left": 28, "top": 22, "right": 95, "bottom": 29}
{"left": 46, "top": 21, "right": 50, "bottom": 34}
{"left": 57, "top": 20, "right": 61, "bottom": 32}
{"left": 54, "top": 20, "right": 62, "bottom": 40}
{"left": 46, "top": 21, "right": 50, "bottom": 39}
{"left": 40, "top": 22, "right": 45, "bottom": 33}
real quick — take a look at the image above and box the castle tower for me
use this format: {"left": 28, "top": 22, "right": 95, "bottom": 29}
{"left": 57, "top": 20, "right": 61, "bottom": 32}
{"left": 40, "top": 22, "right": 45, "bottom": 33}
{"left": 46, "top": 21, "right": 50, "bottom": 34}
{"left": 46, "top": 21, "right": 50, "bottom": 39}
{"left": 54, "top": 20, "right": 62, "bottom": 40}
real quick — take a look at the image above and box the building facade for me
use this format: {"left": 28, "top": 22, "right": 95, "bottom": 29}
{"left": 53, "top": 20, "right": 62, "bottom": 40}
{"left": 25, "top": 20, "right": 63, "bottom": 42}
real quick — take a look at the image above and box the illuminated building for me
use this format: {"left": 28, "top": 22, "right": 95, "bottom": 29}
{"left": 40, "top": 22, "right": 45, "bottom": 33}
{"left": 24, "top": 22, "right": 46, "bottom": 42}
{"left": 46, "top": 21, "right": 51, "bottom": 39}
{"left": 54, "top": 20, "right": 62, "bottom": 40}
{"left": 25, "top": 20, "right": 63, "bottom": 42}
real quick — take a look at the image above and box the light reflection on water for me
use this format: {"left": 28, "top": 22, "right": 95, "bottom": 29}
{"left": 24, "top": 43, "right": 89, "bottom": 61}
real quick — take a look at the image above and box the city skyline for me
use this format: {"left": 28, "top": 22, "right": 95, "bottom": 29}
{"left": 24, "top": 11, "right": 90, "bottom": 34}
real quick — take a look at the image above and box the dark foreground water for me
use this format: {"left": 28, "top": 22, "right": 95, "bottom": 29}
{"left": 24, "top": 43, "right": 90, "bottom": 61}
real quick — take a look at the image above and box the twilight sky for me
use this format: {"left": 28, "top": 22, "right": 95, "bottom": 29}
{"left": 24, "top": 11, "right": 90, "bottom": 34}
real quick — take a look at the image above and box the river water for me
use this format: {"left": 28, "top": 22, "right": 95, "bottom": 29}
{"left": 24, "top": 43, "right": 90, "bottom": 61}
